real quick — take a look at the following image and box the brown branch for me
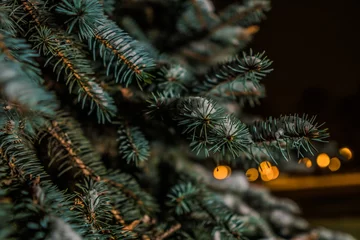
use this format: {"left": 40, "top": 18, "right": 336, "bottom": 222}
{"left": 47, "top": 120, "right": 100, "bottom": 180}
{"left": 155, "top": 223, "right": 181, "bottom": 240}
{"left": 94, "top": 33, "right": 142, "bottom": 75}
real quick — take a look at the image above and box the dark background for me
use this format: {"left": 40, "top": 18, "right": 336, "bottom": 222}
{"left": 215, "top": 0, "right": 360, "bottom": 237}
{"left": 242, "top": 0, "right": 360, "bottom": 161}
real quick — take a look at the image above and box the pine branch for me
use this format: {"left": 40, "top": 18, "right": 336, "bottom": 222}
{"left": 55, "top": 0, "right": 156, "bottom": 87}
{"left": 40, "top": 113, "right": 158, "bottom": 220}
{"left": 102, "top": 170, "right": 158, "bottom": 216}
{"left": 0, "top": 4, "right": 17, "bottom": 35}
{"left": 30, "top": 26, "right": 117, "bottom": 123}
{"left": 41, "top": 113, "right": 106, "bottom": 179}
{"left": 148, "top": 95, "right": 251, "bottom": 158}
{"left": 117, "top": 120, "right": 150, "bottom": 166}
{"left": 0, "top": 107, "right": 83, "bottom": 239}
{"left": 194, "top": 50, "right": 273, "bottom": 95}
{"left": 247, "top": 114, "right": 329, "bottom": 162}
{"left": 212, "top": 81, "right": 266, "bottom": 107}
{"left": 156, "top": 64, "right": 193, "bottom": 97}
{"left": 0, "top": 60, "right": 58, "bottom": 117}
{"left": 71, "top": 178, "right": 136, "bottom": 239}
{"left": 164, "top": 0, "right": 270, "bottom": 51}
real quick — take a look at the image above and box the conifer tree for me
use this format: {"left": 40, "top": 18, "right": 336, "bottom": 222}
{"left": 0, "top": 0, "right": 355, "bottom": 239}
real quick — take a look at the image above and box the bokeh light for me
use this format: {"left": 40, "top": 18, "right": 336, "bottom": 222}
{"left": 339, "top": 147, "right": 353, "bottom": 160}
{"left": 299, "top": 157, "right": 312, "bottom": 168}
{"left": 305, "top": 159, "right": 312, "bottom": 168}
{"left": 271, "top": 166, "right": 280, "bottom": 180}
{"left": 328, "top": 157, "right": 341, "bottom": 172}
{"left": 258, "top": 161, "right": 272, "bottom": 177}
{"left": 213, "top": 165, "right": 230, "bottom": 180}
{"left": 261, "top": 173, "right": 272, "bottom": 182}
{"left": 316, "top": 153, "right": 330, "bottom": 168}
{"left": 246, "top": 168, "right": 259, "bottom": 182}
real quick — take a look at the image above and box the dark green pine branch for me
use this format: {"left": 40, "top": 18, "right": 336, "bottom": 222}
{"left": 0, "top": 5, "right": 17, "bottom": 35}
{"left": 194, "top": 50, "right": 273, "bottom": 96}
{"left": 117, "top": 120, "right": 150, "bottom": 166}
{"left": 218, "top": 0, "right": 271, "bottom": 27}
{"left": 40, "top": 113, "right": 158, "bottom": 221}
{"left": 29, "top": 26, "right": 118, "bottom": 123}
{"left": 147, "top": 95, "right": 251, "bottom": 159}
{"left": 155, "top": 64, "right": 194, "bottom": 97}
{"left": 5, "top": 0, "right": 117, "bottom": 124}
{"left": 166, "top": 181, "right": 250, "bottom": 240}
{"left": 0, "top": 55, "right": 58, "bottom": 118}
{"left": 163, "top": 0, "right": 270, "bottom": 52}
{"left": 55, "top": 0, "right": 156, "bottom": 87}
{"left": 212, "top": 80, "right": 266, "bottom": 107}
{"left": 72, "top": 178, "right": 136, "bottom": 239}
{"left": 0, "top": 30, "right": 43, "bottom": 84}
{"left": 247, "top": 114, "right": 330, "bottom": 162}
{"left": 0, "top": 106, "right": 82, "bottom": 239}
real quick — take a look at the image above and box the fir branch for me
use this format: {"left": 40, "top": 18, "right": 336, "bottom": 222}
{"left": 0, "top": 5, "right": 17, "bottom": 35}
{"left": 166, "top": 181, "right": 249, "bottom": 239}
{"left": 0, "top": 30, "right": 43, "bottom": 84}
{"left": 0, "top": 108, "right": 83, "bottom": 239}
{"left": 164, "top": 0, "right": 269, "bottom": 51}
{"left": 218, "top": 0, "right": 270, "bottom": 29}
{"left": 176, "top": 0, "right": 216, "bottom": 34}
{"left": 54, "top": 0, "right": 155, "bottom": 86}
{"left": 56, "top": 0, "right": 105, "bottom": 40}
{"left": 212, "top": 81, "right": 266, "bottom": 107}
{"left": 42, "top": 113, "right": 105, "bottom": 179}
{"left": 90, "top": 19, "right": 155, "bottom": 86}
{"left": 102, "top": 170, "right": 158, "bottom": 216}
{"left": 30, "top": 26, "right": 117, "bottom": 123}
{"left": 194, "top": 50, "right": 273, "bottom": 95}
{"left": 156, "top": 64, "right": 193, "bottom": 97}
{"left": 117, "top": 120, "right": 150, "bottom": 166}
{"left": 248, "top": 114, "right": 329, "bottom": 161}
{"left": 154, "top": 223, "right": 181, "bottom": 240}
{"left": 0, "top": 61, "right": 58, "bottom": 117}
{"left": 100, "top": 0, "right": 116, "bottom": 16}
{"left": 209, "top": 115, "right": 252, "bottom": 158}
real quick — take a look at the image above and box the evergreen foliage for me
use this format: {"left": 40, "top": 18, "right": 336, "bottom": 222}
{"left": 0, "top": 0, "right": 354, "bottom": 240}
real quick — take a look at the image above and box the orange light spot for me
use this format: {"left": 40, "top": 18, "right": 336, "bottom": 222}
{"left": 316, "top": 153, "right": 330, "bottom": 168}
{"left": 213, "top": 165, "right": 230, "bottom": 180}
{"left": 246, "top": 168, "right": 259, "bottom": 182}
{"left": 339, "top": 147, "right": 353, "bottom": 160}
{"left": 271, "top": 166, "right": 280, "bottom": 180}
{"left": 329, "top": 157, "right": 341, "bottom": 172}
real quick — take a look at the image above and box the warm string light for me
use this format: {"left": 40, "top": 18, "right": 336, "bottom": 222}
{"left": 298, "top": 147, "right": 352, "bottom": 172}
{"left": 328, "top": 157, "right": 341, "bottom": 172}
{"left": 299, "top": 157, "right": 312, "bottom": 168}
{"left": 246, "top": 168, "right": 259, "bottom": 182}
{"left": 316, "top": 153, "right": 330, "bottom": 168}
{"left": 245, "top": 161, "right": 280, "bottom": 182}
{"left": 339, "top": 147, "right": 353, "bottom": 160}
{"left": 213, "top": 165, "right": 231, "bottom": 180}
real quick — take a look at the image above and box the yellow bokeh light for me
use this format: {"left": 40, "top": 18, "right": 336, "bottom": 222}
{"left": 305, "top": 159, "right": 312, "bottom": 168}
{"left": 271, "top": 166, "right": 280, "bottom": 180}
{"left": 316, "top": 153, "right": 330, "bottom": 168}
{"left": 328, "top": 157, "right": 341, "bottom": 172}
{"left": 261, "top": 173, "right": 272, "bottom": 182}
{"left": 246, "top": 168, "right": 259, "bottom": 182}
{"left": 339, "top": 147, "right": 353, "bottom": 160}
{"left": 213, "top": 165, "right": 230, "bottom": 180}
{"left": 258, "top": 161, "right": 273, "bottom": 179}
{"left": 225, "top": 166, "right": 232, "bottom": 177}
{"left": 259, "top": 161, "right": 272, "bottom": 171}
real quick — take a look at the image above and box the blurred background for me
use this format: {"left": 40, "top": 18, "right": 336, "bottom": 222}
{"left": 214, "top": 0, "right": 360, "bottom": 238}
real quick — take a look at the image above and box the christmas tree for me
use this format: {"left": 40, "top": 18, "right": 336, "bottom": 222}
{"left": 0, "top": 0, "right": 356, "bottom": 239}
